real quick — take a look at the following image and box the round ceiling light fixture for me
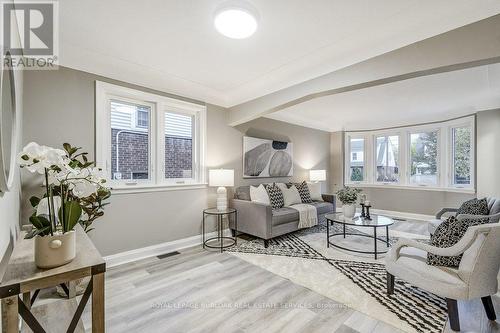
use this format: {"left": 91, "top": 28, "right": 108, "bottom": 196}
{"left": 214, "top": 1, "right": 259, "bottom": 39}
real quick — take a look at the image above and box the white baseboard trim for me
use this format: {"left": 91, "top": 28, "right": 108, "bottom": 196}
{"left": 335, "top": 207, "right": 433, "bottom": 221}
{"left": 104, "top": 229, "right": 231, "bottom": 268}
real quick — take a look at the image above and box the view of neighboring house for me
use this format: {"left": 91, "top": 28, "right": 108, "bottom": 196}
{"left": 110, "top": 101, "right": 194, "bottom": 181}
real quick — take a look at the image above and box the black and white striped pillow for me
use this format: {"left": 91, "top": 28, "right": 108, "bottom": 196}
{"left": 294, "top": 181, "right": 313, "bottom": 203}
{"left": 266, "top": 184, "right": 284, "bottom": 209}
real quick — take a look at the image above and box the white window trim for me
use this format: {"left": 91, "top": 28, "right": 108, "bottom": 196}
{"left": 344, "top": 116, "right": 475, "bottom": 193}
{"left": 96, "top": 81, "right": 207, "bottom": 191}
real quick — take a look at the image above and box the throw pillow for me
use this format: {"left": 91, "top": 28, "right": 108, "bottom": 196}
{"left": 266, "top": 184, "right": 285, "bottom": 209}
{"left": 294, "top": 181, "right": 313, "bottom": 203}
{"left": 307, "top": 182, "right": 323, "bottom": 201}
{"left": 457, "top": 198, "right": 489, "bottom": 216}
{"left": 281, "top": 186, "right": 302, "bottom": 207}
{"left": 250, "top": 184, "right": 270, "bottom": 205}
{"left": 427, "top": 215, "right": 491, "bottom": 267}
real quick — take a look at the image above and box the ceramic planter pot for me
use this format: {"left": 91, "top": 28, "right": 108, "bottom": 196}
{"left": 342, "top": 204, "right": 356, "bottom": 219}
{"left": 34, "top": 231, "right": 76, "bottom": 269}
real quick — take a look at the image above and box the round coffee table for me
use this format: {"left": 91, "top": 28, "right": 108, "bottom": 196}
{"left": 325, "top": 213, "right": 394, "bottom": 259}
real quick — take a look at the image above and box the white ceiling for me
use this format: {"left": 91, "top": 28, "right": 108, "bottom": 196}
{"left": 59, "top": 0, "right": 500, "bottom": 107}
{"left": 265, "top": 63, "right": 500, "bottom": 132}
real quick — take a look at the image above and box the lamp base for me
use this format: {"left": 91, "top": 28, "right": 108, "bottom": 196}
{"left": 216, "top": 186, "right": 227, "bottom": 211}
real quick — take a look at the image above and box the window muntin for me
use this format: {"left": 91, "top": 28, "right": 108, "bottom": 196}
{"left": 452, "top": 126, "right": 472, "bottom": 186}
{"left": 110, "top": 100, "right": 151, "bottom": 182}
{"left": 348, "top": 138, "right": 365, "bottom": 182}
{"left": 96, "top": 81, "right": 206, "bottom": 190}
{"left": 136, "top": 108, "right": 149, "bottom": 128}
{"left": 409, "top": 131, "right": 438, "bottom": 185}
{"left": 375, "top": 135, "right": 399, "bottom": 183}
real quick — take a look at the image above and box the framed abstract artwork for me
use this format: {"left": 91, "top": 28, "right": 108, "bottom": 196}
{"left": 243, "top": 136, "right": 293, "bottom": 178}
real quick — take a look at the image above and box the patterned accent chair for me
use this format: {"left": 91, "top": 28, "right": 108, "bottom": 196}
{"left": 428, "top": 197, "right": 500, "bottom": 235}
{"left": 386, "top": 220, "right": 500, "bottom": 331}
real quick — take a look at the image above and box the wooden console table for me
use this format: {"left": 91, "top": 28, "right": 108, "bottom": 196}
{"left": 0, "top": 226, "right": 105, "bottom": 332}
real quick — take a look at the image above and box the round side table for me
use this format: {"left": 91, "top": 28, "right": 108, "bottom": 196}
{"left": 202, "top": 208, "right": 237, "bottom": 253}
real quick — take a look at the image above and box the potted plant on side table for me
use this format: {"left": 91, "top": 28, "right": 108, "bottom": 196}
{"left": 336, "top": 186, "right": 362, "bottom": 219}
{"left": 18, "top": 142, "right": 110, "bottom": 269}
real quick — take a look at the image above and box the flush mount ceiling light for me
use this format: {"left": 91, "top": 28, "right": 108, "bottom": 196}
{"left": 214, "top": 1, "right": 259, "bottom": 39}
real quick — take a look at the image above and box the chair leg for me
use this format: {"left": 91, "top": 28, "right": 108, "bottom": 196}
{"left": 230, "top": 229, "right": 236, "bottom": 237}
{"left": 264, "top": 239, "right": 269, "bottom": 248}
{"left": 446, "top": 298, "right": 460, "bottom": 332}
{"left": 482, "top": 296, "right": 496, "bottom": 321}
{"left": 386, "top": 272, "right": 395, "bottom": 295}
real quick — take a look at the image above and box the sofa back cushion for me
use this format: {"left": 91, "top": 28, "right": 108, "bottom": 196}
{"left": 235, "top": 186, "right": 251, "bottom": 201}
{"left": 307, "top": 182, "right": 323, "bottom": 201}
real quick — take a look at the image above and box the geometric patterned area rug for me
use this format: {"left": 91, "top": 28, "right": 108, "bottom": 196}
{"left": 226, "top": 217, "right": 447, "bottom": 333}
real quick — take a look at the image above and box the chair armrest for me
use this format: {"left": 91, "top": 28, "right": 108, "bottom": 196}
{"left": 436, "top": 207, "right": 458, "bottom": 219}
{"left": 457, "top": 212, "right": 500, "bottom": 223}
{"left": 389, "top": 224, "right": 492, "bottom": 261}
{"left": 230, "top": 199, "right": 273, "bottom": 239}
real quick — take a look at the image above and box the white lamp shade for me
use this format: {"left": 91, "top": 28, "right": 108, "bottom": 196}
{"left": 309, "top": 169, "right": 326, "bottom": 182}
{"left": 209, "top": 169, "right": 234, "bottom": 187}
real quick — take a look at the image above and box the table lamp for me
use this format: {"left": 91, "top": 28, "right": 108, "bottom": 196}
{"left": 309, "top": 169, "right": 326, "bottom": 183}
{"left": 209, "top": 169, "right": 234, "bottom": 211}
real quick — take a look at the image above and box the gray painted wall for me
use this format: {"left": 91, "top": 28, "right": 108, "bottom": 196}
{"left": 22, "top": 67, "right": 331, "bottom": 256}
{"left": 477, "top": 109, "right": 500, "bottom": 199}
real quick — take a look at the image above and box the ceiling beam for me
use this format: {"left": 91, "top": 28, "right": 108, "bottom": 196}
{"left": 227, "top": 14, "right": 500, "bottom": 126}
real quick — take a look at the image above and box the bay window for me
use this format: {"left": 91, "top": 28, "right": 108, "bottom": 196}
{"left": 344, "top": 116, "right": 475, "bottom": 192}
{"left": 96, "top": 81, "right": 206, "bottom": 191}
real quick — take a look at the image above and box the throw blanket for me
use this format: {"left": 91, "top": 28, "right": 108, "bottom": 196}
{"left": 291, "top": 204, "right": 318, "bottom": 228}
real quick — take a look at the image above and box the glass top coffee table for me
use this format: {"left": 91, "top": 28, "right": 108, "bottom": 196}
{"left": 325, "top": 213, "right": 394, "bottom": 259}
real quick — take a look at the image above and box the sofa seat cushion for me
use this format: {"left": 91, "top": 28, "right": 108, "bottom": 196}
{"left": 310, "top": 201, "right": 334, "bottom": 215}
{"left": 272, "top": 207, "right": 300, "bottom": 226}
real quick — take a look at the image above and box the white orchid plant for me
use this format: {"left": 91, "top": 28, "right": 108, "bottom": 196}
{"left": 18, "top": 142, "right": 111, "bottom": 239}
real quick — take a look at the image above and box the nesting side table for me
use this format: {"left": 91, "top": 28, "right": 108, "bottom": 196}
{"left": 202, "top": 208, "right": 237, "bottom": 253}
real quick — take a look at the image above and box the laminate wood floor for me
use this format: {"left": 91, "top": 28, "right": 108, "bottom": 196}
{"left": 27, "top": 243, "right": 500, "bottom": 333}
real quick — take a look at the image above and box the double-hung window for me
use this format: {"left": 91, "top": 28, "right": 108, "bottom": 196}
{"left": 409, "top": 130, "right": 439, "bottom": 186}
{"left": 451, "top": 125, "right": 473, "bottom": 187}
{"left": 345, "top": 136, "right": 366, "bottom": 182}
{"left": 96, "top": 81, "right": 207, "bottom": 190}
{"left": 374, "top": 134, "right": 399, "bottom": 183}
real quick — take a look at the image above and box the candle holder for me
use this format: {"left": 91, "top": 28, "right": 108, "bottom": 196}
{"left": 365, "top": 205, "right": 372, "bottom": 220}
{"left": 360, "top": 203, "right": 366, "bottom": 218}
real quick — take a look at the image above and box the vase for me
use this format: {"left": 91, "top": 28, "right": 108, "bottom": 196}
{"left": 342, "top": 204, "right": 356, "bottom": 219}
{"left": 34, "top": 231, "right": 76, "bottom": 269}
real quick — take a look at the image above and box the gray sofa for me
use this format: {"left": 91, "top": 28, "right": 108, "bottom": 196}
{"left": 229, "top": 185, "right": 336, "bottom": 247}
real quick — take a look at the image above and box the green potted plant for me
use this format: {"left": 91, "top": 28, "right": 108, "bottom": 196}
{"left": 18, "top": 142, "right": 110, "bottom": 268}
{"left": 336, "top": 186, "right": 362, "bottom": 219}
